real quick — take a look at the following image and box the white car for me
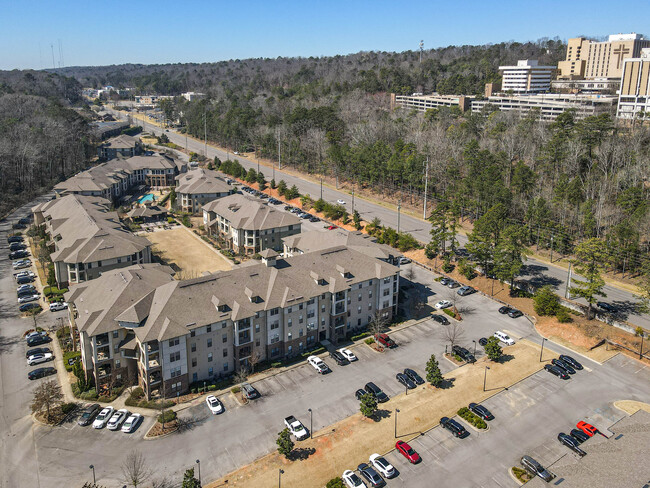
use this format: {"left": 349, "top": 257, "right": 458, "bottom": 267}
{"left": 434, "top": 300, "right": 452, "bottom": 309}
{"left": 17, "top": 284, "right": 36, "bottom": 294}
{"left": 15, "top": 271, "right": 35, "bottom": 280}
{"left": 369, "top": 453, "right": 396, "bottom": 478}
{"left": 18, "top": 294, "right": 40, "bottom": 304}
{"left": 13, "top": 260, "right": 31, "bottom": 269}
{"left": 27, "top": 352, "right": 53, "bottom": 366}
{"left": 338, "top": 348, "right": 357, "bottom": 362}
{"left": 399, "top": 257, "right": 411, "bottom": 265}
{"left": 121, "top": 413, "right": 143, "bottom": 433}
{"left": 307, "top": 355, "right": 330, "bottom": 374}
{"left": 206, "top": 395, "right": 224, "bottom": 414}
{"left": 342, "top": 469, "right": 366, "bottom": 488}
{"left": 494, "top": 330, "right": 516, "bottom": 346}
{"left": 336, "top": 199, "right": 346, "bottom": 205}
{"left": 49, "top": 302, "right": 68, "bottom": 312}
{"left": 107, "top": 408, "right": 130, "bottom": 430}
{"left": 93, "top": 406, "right": 115, "bottom": 428}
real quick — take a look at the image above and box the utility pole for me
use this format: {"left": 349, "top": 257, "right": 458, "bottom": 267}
{"left": 257, "top": 145, "right": 260, "bottom": 173}
{"left": 565, "top": 263, "right": 572, "bottom": 298}
{"left": 320, "top": 178, "right": 323, "bottom": 200}
{"left": 397, "top": 199, "right": 402, "bottom": 234}
{"left": 419, "top": 40, "right": 424, "bottom": 64}
{"left": 278, "top": 139, "right": 281, "bottom": 170}
{"left": 351, "top": 184, "right": 355, "bottom": 214}
{"left": 550, "top": 235, "right": 554, "bottom": 263}
{"left": 203, "top": 111, "right": 207, "bottom": 157}
{"left": 423, "top": 157, "right": 429, "bottom": 219}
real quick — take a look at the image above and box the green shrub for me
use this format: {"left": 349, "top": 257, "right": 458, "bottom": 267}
{"left": 512, "top": 466, "right": 532, "bottom": 482}
{"left": 301, "top": 347, "right": 325, "bottom": 357}
{"left": 457, "top": 407, "right": 487, "bottom": 429}
{"left": 191, "top": 388, "right": 197, "bottom": 394}
{"left": 351, "top": 331, "right": 370, "bottom": 341}
{"left": 61, "top": 402, "right": 77, "bottom": 415}
{"left": 556, "top": 307, "right": 572, "bottom": 323}
{"left": 271, "top": 362, "right": 282, "bottom": 368}
{"left": 208, "top": 385, "right": 216, "bottom": 391}
{"left": 157, "top": 410, "right": 177, "bottom": 424}
{"left": 364, "top": 337, "right": 375, "bottom": 345}
{"left": 167, "top": 216, "right": 175, "bottom": 224}
{"left": 231, "top": 386, "right": 241, "bottom": 394}
{"left": 62, "top": 351, "right": 81, "bottom": 371}
{"left": 443, "top": 308, "right": 456, "bottom": 318}
{"left": 326, "top": 477, "right": 345, "bottom": 488}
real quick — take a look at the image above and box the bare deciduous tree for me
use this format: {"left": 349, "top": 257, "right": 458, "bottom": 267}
{"left": 442, "top": 323, "right": 466, "bottom": 350}
{"left": 121, "top": 450, "right": 152, "bottom": 488}
{"left": 31, "top": 380, "right": 63, "bottom": 422}
{"left": 248, "top": 350, "right": 262, "bottom": 374}
{"left": 233, "top": 366, "right": 250, "bottom": 386}
{"left": 368, "top": 311, "right": 388, "bottom": 338}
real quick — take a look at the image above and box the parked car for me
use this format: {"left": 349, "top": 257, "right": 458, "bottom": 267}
{"left": 9, "top": 243, "right": 27, "bottom": 251}
{"left": 434, "top": 300, "right": 452, "bottom": 310}
{"left": 507, "top": 308, "right": 523, "bottom": 318}
{"left": 570, "top": 428, "right": 590, "bottom": 444}
{"left": 329, "top": 350, "right": 350, "bottom": 366}
{"left": 27, "top": 352, "right": 53, "bottom": 366}
{"left": 544, "top": 364, "right": 570, "bottom": 380}
{"left": 21, "top": 303, "right": 43, "bottom": 314}
{"left": 440, "top": 277, "right": 452, "bottom": 286}
{"left": 18, "top": 289, "right": 38, "bottom": 299}
{"left": 13, "top": 259, "right": 31, "bottom": 269}
{"left": 597, "top": 301, "right": 617, "bottom": 313}
{"left": 431, "top": 314, "right": 450, "bottom": 325}
{"left": 369, "top": 453, "right": 395, "bottom": 479}
{"left": 498, "top": 306, "right": 512, "bottom": 314}
{"left": 338, "top": 348, "right": 357, "bottom": 362}
{"left": 93, "top": 406, "right": 115, "bottom": 429}
{"left": 9, "top": 250, "right": 29, "bottom": 260}
{"left": 440, "top": 416, "right": 469, "bottom": 438}
{"left": 375, "top": 333, "right": 396, "bottom": 348}
{"left": 447, "top": 280, "right": 460, "bottom": 289}
{"left": 26, "top": 333, "right": 50, "bottom": 345}
{"left": 521, "top": 455, "right": 554, "bottom": 482}
{"left": 26, "top": 331, "right": 47, "bottom": 340}
{"left": 284, "top": 415, "right": 308, "bottom": 440}
{"left": 25, "top": 347, "right": 50, "bottom": 359}
{"left": 468, "top": 403, "right": 494, "bottom": 420}
{"left": 107, "top": 409, "right": 130, "bottom": 430}
{"left": 399, "top": 257, "right": 411, "bottom": 265}
{"left": 16, "top": 275, "right": 35, "bottom": 285}
{"left": 327, "top": 225, "right": 337, "bottom": 230}
{"left": 284, "top": 205, "right": 293, "bottom": 211}
{"left": 18, "top": 294, "right": 40, "bottom": 304}
{"left": 364, "top": 382, "right": 389, "bottom": 403}
{"left": 11, "top": 222, "right": 26, "bottom": 230}
{"left": 494, "top": 330, "right": 515, "bottom": 345}
{"left": 396, "top": 372, "right": 416, "bottom": 389}
{"left": 404, "top": 368, "right": 424, "bottom": 385}
{"left": 8, "top": 235, "right": 24, "bottom": 243}
{"left": 395, "top": 440, "right": 421, "bottom": 463}
{"left": 28, "top": 367, "right": 56, "bottom": 380}
{"left": 452, "top": 345, "right": 476, "bottom": 363}
{"left": 336, "top": 199, "right": 346, "bottom": 205}
{"left": 357, "top": 463, "right": 385, "bottom": 487}
{"left": 576, "top": 421, "right": 598, "bottom": 437}
{"left": 552, "top": 358, "right": 576, "bottom": 375}
{"left": 17, "top": 284, "right": 36, "bottom": 294}
{"left": 342, "top": 470, "right": 365, "bottom": 488}
{"left": 241, "top": 383, "right": 260, "bottom": 400}
{"left": 49, "top": 302, "right": 68, "bottom": 312}
{"left": 558, "top": 433, "right": 587, "bottom": 456}
{"left": 308, "top": 355, "right": 331, "bottom": 374}
{"left": 78, "top": 404, "right": 101, "bottom": 426}
{"left": 457, "top": 285, "right": 476, "bottom": 296}
{"left": 355, "top": 389, "right": 367, "bottom": 401}
{"left": 559, "top": 355, "right": 583, "bottom": 370}
{"left": 478, "top": 337, "right": 488, "bottom": 346}
{"left": 206, "top": 395, "right": 224, "bottom": 414}
{"left": 309, "top": 216, "right": 320, "bottom": 222}
{"left": 14, "top": 270, "right": 35, "bottom": 280}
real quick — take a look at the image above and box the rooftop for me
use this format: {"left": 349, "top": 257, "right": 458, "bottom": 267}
{"left": 283, "top": 229, "right": 397, "bottom": 261}
{"left": 203, "top": 193, "right": 300, "bottom": 231}
{"left": 175, "top": 168, "right": 232, "bottom": 196}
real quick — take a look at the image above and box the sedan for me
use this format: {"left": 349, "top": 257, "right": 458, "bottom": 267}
{"left": 329, "top": 350, "right": 350, "bottom": 366}
{"left": 342, "top": 470, "right": 365, "bottom": 488}
{"left": 27, "top": 352, "right": 53, "bottom": 366}
{"left": 13, "top": 260, "right": 31, "bottom": 269}
{"left": 396, "top": 372, "right": 416, "bottom": 389}
{"left": 336, "top": 199, "right": 346, "bottom": 205}
{"left": 478, "top": 337, "right": 488, "bottom": 346}
{"left": 440, "top": 416, "right": 469, "bottom": 438}
{"left": 369, "top": 453, "right": 395, "bottom": 479}
{"left": 49, "top": 302, "right": 68, "bottom": 312}
{"left": 26, "top": 347, "right": 51, "bottom": 359}
{"left": 309, "top": 216, "right": 320, "bottom": 222}
{"left": 93, "top": 406, "right": 115, "bottom": 429}
{"left": 558, "top": 432, "right": 587, "bottom": 456}
{"left": 355, "top": 389, "right": 368, "bottom": 401}
{"left": 431, "top": 314, "right": 450, "bottom": 325}
{"left": 570, "top": 428, "right": 590, "bottom": 443}
{"left": 457, "top": 285, "right": 476, "bottom": 296}
{"left": 468, "top": 402, "right": 494, "bottom": 421}
{"left": 544, "top": 364, "right": 570, "bottom": 380}
{"left": 404, "top": 368, "right": 424, "bottom": 385}
{"left": 28, "top": 367, "right": 56, "bottom": 380}
{"left": 597, "top": 301, "right": 617, "bottom": 313}
{"left": 17, "top": 284, "right": 36, "bottom": 294}
{"left": 206, "top": 395, "right": 224, "bottom": 414}
{"left": 559, "top": 355, "right": 583, "bottom": 370}
{"left": 507, "top": 308, "right": 523, "bottom": 318}
{"left": 18, "top": 294, "right": 40, "bottom": 304}
{"left": 338, "top": 348, "right": 357, "bottom": 362}
{"left": 552, "top": 358, "right": 576, "bottom": 375}
{"left": 121, "top": 413, "right": 144, "bottom": 433}
{"left": 26, "top": 331, "right": 47, "bottom": 340}
{"left": 9, "top": 250, "right": 29, "bottom": 260}
{"left": 440, "top": 277, "right": 452, "bottom": 286}
{"left": 78, "top": 404, "right": 101, "bottom": 426}
{"left": 498, "top": 306, "right": 512, "bottom": 314}
{"left": 434, "top": 300, "right": 452, "bottom": 309}
{"left": 26, "top": 333, "right": 50, "bottom": 345}
{"left": 107, "top": 408, "right": 130, "bottom": 430}
{"left": 576, "top": 421, "right": 598, "bottom": 437}
{"left": 358, "top": 463, "right": 385, "bottom": 487}
{"left": 447, "top": 280, "right": 460, "bottom": 289}
{"left": 8, "top": 235, "right": 24, "bottom": 243}
{"left": 521, "top": 455, "right": 553, "bottom": 482}
{"left": 395, "top": 440, "right": 420, "bottom": 463}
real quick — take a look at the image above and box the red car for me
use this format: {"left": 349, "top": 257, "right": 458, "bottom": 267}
{"left": 395, "top": 440, "right": 420, "bottom": 463}
{"left": 576, "top": 421, "right": 598, "bottom": 437}
{"left": 375, "top": 333, "right": 396, "bottom": 348}
{"left": 327, "top": 225, "right": 337, "bottom": 230}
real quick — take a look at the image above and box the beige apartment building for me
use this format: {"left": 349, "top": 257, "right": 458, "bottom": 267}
{"left": 97, "top": 134, "right": 143, "bottom": 160}
{"left": 617, "top": 48, "right": 650, "bottom": 119}
{"left": 175, "top": 168, "right": 233, "bottom": 214}
{"left": 66, "top": 247, "right": 400, "bottom": 399}
{"left": 558, "top": 33, "right": 650, "bottom": 80}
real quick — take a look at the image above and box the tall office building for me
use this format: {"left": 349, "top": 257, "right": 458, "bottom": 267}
{"left": 617, "top": 48, "right": 650, "bottom": 119}
{"left": 499, "top": 60, "right": 555, "bottom": 93}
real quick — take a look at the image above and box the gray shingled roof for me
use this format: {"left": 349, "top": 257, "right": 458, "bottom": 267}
{"left": 202, "top": 193, "right": 300, "bottom": 231}
{"left": 283, "top": 229, "right": 397, "bottom": 261}
{"left": 126, "top": 205, "right": 167, "bottom": 219}
{"left": 100, "top": 134, "right": 139, "bottom": 149}
{"left": 175, "top": 168, "right": 232, "bottom": 195}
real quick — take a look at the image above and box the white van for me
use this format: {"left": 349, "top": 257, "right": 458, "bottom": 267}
{"left": 494, "top": 330, "right": 515, "bottom": 346}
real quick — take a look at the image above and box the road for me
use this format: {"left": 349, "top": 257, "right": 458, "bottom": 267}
{"left": 108, "top": 107, "right": 649, "bottom": 331}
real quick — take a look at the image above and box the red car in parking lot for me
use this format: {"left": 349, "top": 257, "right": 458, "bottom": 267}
{"left": 576, "top": 421, "right": 598, "bottom": 437}
{"left": 375, "top": 333, "right": 396, "bottom": 348}
{"left": 395, "top": 440, "right": 420, "bottom": 463}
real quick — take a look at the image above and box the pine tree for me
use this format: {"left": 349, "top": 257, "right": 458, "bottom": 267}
{"left": 484, "top": 337, "right": 502, "bottom": 361}
{"left": 570, "top": 238, "right": 609, "bottom": 319}
{"left": 425, "top": 354, "right": 443, "bottom": 387}
{"left": 276, "top": 428, "right": 294, "bottom": 458}
{"left": 359, "top": 393, "right": 378, "bottom": 418}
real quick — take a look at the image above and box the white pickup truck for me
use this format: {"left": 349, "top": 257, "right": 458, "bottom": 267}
{"left": 307, "top": 355, "right": 330, "bottom": 374}
{"left": 284, "top": 415, "right": 308, "bottom": 440}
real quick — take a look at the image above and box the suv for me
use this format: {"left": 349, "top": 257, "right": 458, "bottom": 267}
{"left": 375, "top": 333, "right": 396, "bottom": 348}
{"left": 440, "top": 416, "right": 468, "bottom": 438}
{"left": 364, "top": 382, "right": 389, "bottom": 403}
{"left": 451, "top": 345, "right": 476, "bottom": 363}
{"left": 521, "top": 455, "right": 553, "bottom": 482}
{"left": 241, "top": 383, "right": 260, "bottom": 400}
{"left": 78, "top": 404, "right": 101, "bottom": 426}
{"left": 329, "top": 350, "right": 349, "bottom": 366}
{"left": 358, "top": 463, "right": 385, "bottom": 487}
{"left": 457, "top": 286, "right": 476, "bottom": 296}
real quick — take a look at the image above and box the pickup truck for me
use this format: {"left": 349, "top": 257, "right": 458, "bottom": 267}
{"left": 284, "top": 415, "right": 308, "bottom": 440}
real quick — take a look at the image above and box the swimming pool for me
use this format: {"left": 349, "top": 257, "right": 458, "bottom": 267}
{"left": 138, "top": 194, "right": 157, "bottom": 204}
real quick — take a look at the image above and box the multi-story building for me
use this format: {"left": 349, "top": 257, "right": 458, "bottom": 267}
{"left": 32, "top": 195, "right": 152, "bottom": 287}
{"left": 97, "top": 134, "right": 143, "bottom": 160}
{"left": 391, "top": 93, "right": 473, "bottom": 112}
{"left": 54, "top": 153, "right": 187, "bottom": 202}
{"left": 551, "top": 78, "right": 620, "bottom": 94}
{"left": 558, "top": 33, "right": 650, "bottom": 80}
{"left": 182, "top": 92, "right": 206, "bottom": 102}
{"left": 202, "top": 194, "right": 301, "bottom": 254}
{"left": 617, "top": 48, "right": 650, "bottom": 119}
{"left": 499, "top": 60, "right": 554, "bottom": 94}
{"left": 175, "top": 169, "right": 233, "bottom": 214}
{"left": 66, "top": 246, "right": 400, "bottom": 398}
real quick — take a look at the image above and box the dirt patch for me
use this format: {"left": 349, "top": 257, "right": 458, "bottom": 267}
{"left": 146, "top": 420, "right": 178, "bottom": 438}
{"left": 613, "top": 400, "right": 650, "bottom": 415}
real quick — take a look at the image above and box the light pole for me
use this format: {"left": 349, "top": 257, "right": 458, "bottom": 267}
{"left": 278, "top": 469, "right": 284, "bottom": 488}
{"left": 196, "top": 459, "right": 201, "bottom": 485}
{"left": 472, "top": 340, "right": 477, "bottom": 356}
{"left": 308, "top": 408, "right": 313, "bottom": 439}
{"left": 320, "top": 178, "right": 323, "bottom": 200}
{"left": 394, "top": 408, "right": 400, "bottom": 438}
{"left": 540, "top": 337, "right": 546, "bottom": 362}
{"left": 550, "top": 235, "right": 554, "bottom": 263}
{"left": 351, "top": 184, "right": 355, "bottom": 214}
{"left": 405, "top": 382, "right": 408, "bottom": 396}
{"left": 397, "top": 199, "right": 401, "bottom": 235}
{"left": 640, "top": 333, "right": 644, "bottom": 359}
{"left": 89, "top": 465, "right": 96, "bottom": 485}
{"left": 483, "top": 366, "right": 490, "bottom": 392}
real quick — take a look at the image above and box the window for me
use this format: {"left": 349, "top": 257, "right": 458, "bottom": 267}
{"left": 299, "top": 329, "right": 303, "bottom": 337}
{"left": 321, "top": 304, "right": 326, "bottom": 312}
{"left": 223, "top": 363, "right": 229, "bottom": 372}
{"left": 256, "top": 339, "right": 260, "bottom": 347}
{"left": 114, "top": 343, "right": 119, "bottom": 353}
{"left": 207, "top": 352, "right": 213, "bottom": 362}
{"left": 383, "top": 289, "right": 390, "bottom": 296}
{"left": 208, "top": 367, "right": 213, "bottom": 376}
{"left": 299, "top": 303, "right": 303, "bottom": 310}
{"left": 168, "top": 338, "right": 179, "bottom": 347}
{"left": 192, "top": 358, "right": 197, "bottom": 367}
{"left": 358, "top": 293, "right": 362, "bottom": 302}
{"left": 358, "top": 318, "right": 361, "bottom": 326}
{"left": 308, "top": 298, "right": 315, "bottom": 305}
{"left": 288, "top": 318, "right": 292, "bottom": 327}
{"left": 115, "top": 359, "right": 121, "bottom": 368}
{"left": 369, "top": 290, "right": 373, "bottom": 298}
{"left": 357, "top": 306, "right": 362, "bottom": 313}
{"left": 206, "top": 325, "right": 212, "bottom": 333}
{"left": 287, "top": 307, "right": 292, "bottom": 314}
{"left": 270, "top": 308, "right": 279, "bottom": 316}
{"left": 222, "top": 333, "right": 228, "bottom": 343}
{"left": 190, "top": 330, "right": 195, "bottom": 337}
{"left": 169, "top": 351, "right": 180, "bottom": 362}
{"left": 368, "top": 303, "right": 373, "bottom": 310}
{"left": 271, "top": 322, "right": 279, "bottom": 330}
{"left": 207, "top": 338, "right": 212, "bottom": 348}
{"left": 112, "top": 331, "right": 119, "bottom": 339}
{"left": 383, "top": 301, "right": 389, "bottom": 309}
{"left": 223, "top": 348, "right": 228, "bottom": 358}
{"left": 288, "top": 332, "right": 292, "bottom": 340}
{"left": 222, "top": 321, "right": 227, "bottom": 328}
{"left": 192, "top": 372, "right": 198, "bottom": 382}
{"left": 255, "top": 324, "right": 260, "bottom": 333}
{"left": 288, "top": 345, "right": 293, "bottom": 354}
{"left": 191, "top": 343, "right": 196, "bottom": 352}
{"left": 116, "top": 374, "right": 122, "bottom": 380}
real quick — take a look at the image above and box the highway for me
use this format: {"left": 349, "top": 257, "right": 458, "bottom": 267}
{"left": 109, "top": 107, "right": 649, "bottom": 331}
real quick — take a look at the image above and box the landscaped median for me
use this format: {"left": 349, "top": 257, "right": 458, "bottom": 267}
{"left": 206, "top": 339, "right": 555, "bottom": 488}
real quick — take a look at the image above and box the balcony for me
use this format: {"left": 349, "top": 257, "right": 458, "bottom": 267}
{"left": 95, "top": 335, "right": 109, "bottom": 347}
{"left": 148, "top": 357, "right": 160, "bottom": 369}
{"left": 146, "top": 343, "right": 159, "bottom": 354}
{"left": 96, "top": 349, "right": 111, "bottom": 362}
{"left": 334, "top": 303, "right": 345, "bottom": 315}
{"left": 149, "top": 373, "right": 161, "bottom": 385}
{"left": 97, "top": 365, "right": 112, "bottom": 378}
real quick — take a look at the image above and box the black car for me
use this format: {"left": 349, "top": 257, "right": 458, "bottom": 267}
{"left": 309, "top": 216, "right": 320, "bottom": 222}
{"left": 10, "top": 250, "right": 29, "bottom": 260}
{"left": 552, "top": 358, "right": 576, "bottom": 375}
{"left": 559, "top": 355, "right": 583, "bottom": 371}
{"left": 9, "top": 243, "right": 27, "bottom": 251}
{"left": 27, "top": 334, "right": 51, "bottom": 346}
{"left": 21, "top": 303, "right": 43, "bottom": 314}
{"left": 329, "top": 350, "right": 349, "bottom": 366}
{"left": 544, "top": 364, "right": 570, "bottom": 380}
{"left": 26, "top": 347, "right": 51, "bottom": 359}
{"left": 355, "top": 388, "right": 368, "bottom": 401}
{"left": 28, "top": 367, "right": 56, "bottom": 380}
{"left": 558, "top": 433, "right": 587, "bottom": 456}
{"left": 452, "top": 345, "right": 476, "bottom": 363}
{"left": 16, "top": 275, "right": 35, "bottom": 285}
{"left": 357, "top": 463, "right": 386, "bottom": 487}
{"left": 12, "top": 222, "right": 26, "bottom": 229}
{"left": 521, "top": 455, "right": 553, "bottom": 482}
{"left": 396, "top": 372, "right": 416, "bottom": 389}
{"left": 78, "top": 404, "right": 101, "bottom": 426}
{"left": 431, "top": 314, "right": 450, "bottom": 325}
{"left": 8, "top": 235, "right": 24, "bottom": 243}
{"left": 507, "top": 308, "right": 523, "bottom": 318}
{"left": 597, "top": 301, "right": 618, "bottom": 313}
{"left": 364, "top": 382, "right": 389, "bottom": 403}
{"left": 440, "top": 416, "right": 469, "bottom": 438}
{"left": 404, "top": 368, "right": 424, "bottom": 385}
{"left": 478, "top": 337, "right": 488, "bottom": 346}
{"left": 19, "top": 217, "right": 31, "bottom": 225}
{"left": 498, "top": 306, "right": 512, "bottom": 314}
{"left": 468, "top": 402, "right": 494, "bottom": 421}
{"left": 18, "top": 290, "right": 37, "bottom": 299}
{"left": 570, "top": 428, "right": 590, "bottom": 444}
{"left": 284, "top": 205, "right": 293, "bottom": 211}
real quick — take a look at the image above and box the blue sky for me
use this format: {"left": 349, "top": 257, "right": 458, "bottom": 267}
{"left": 1, "top": 0, "right": 648, "bottom": 70}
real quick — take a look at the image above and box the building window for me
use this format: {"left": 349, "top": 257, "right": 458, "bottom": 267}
{"left": 321, "top": 304, "right": 326, "bottom": 312}
{"left": 192, "top": 372, "right": 198, "bottom": 382}
{"left": 299, "top": 329, "right": 304, "bottom": 337}
{"left": 223, "top": 348, "right": 228, "bottom": 358}
{"left": 222, "top": 321, "right": 227, "bottom": 328}
{"left": 208, "top": 367, "right": 213, "bottom": 376}
{"left": 207, "top": 338, "right": 213, "bottom": 348}
{"left": 288, "top": 318, "right": 292, "bottom": 327}
{"left": 115, "top": 359, "right": 121, "bottom": 368}
{"left": 358, "top": 318, "right": 361, "bottom": 326}
{"left": 168, "top": 338, "right": 179, "bottom": 347}
{"left": 288, "top": 345, "right": 293, "bottom": 354}
{"left": 369, "top": 290, "right": 373, "bottom": 298}
{"left": 299, "top": 303, "right": 303, "bottom": 310}
{"left": 190, "top": 330, "right": 195, "bottom": 337}
{"left": 192, "top": 358, "right": 197, "bottom": 367}
{"left": 270, "top": 308, "right": 279, "bottom": 316}
{"left": 288, "top": 332, "right": 292, "bottom": 340}
{"left": 287, "top": 307, "right": 292, "bottom": 314}
{"left": 255, "top": 324, "right": 260, "bottom": 333}
{"left": 191, "top": 343, "right": 196, "bottom": 352}
{"left": 223, "top": 363, "right": 229, "bottom": 372}
{"left": 112, "top": 331, "right": 119, "bottom": 339}
{"left": 222, "top": 334, "right": 227, "bottom": 343}
{"left": 207, "top": 325, "right": 212, "bottom": 333}
{"left": 169, "top": 351, "right": 180, "bottom": 362}
{"left": 207, "top": 353, "right": 213, "bottom": 362}
{"left": 256, "top": 339, "right": 260, "bottom": 347}
{"left": 357, "top": 306, "right": 362, "bottom": 313}
{"left": 358, "top": 293, "right": 362, "bottom": 301}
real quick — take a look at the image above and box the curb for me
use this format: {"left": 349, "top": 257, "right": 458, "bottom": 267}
{"left": 508, "top": 467, "right": 525, "bottom": 486}
{"left": 455, "top": 414, "right": 490, "bottom": 433}
{"left": 143, "top": 422, "right": 179, "bottom": 440}
{"left": 533, "top": 325, "right": 609, "bottom": 366}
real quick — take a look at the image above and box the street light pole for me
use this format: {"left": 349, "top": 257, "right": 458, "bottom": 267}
{"left": 352, "top": 185, "right": 355, "bottom": 214}
{"left": 397, "top": 199, "right": 401, "bottom": 235}
{"left": 550, "top": 235, "right": 554, "bottom": 263}
{"left": 394, "top": 408, "right": 400, "bottom": 438}
{"left": 279, "top": 469, "right": 284, "bottom": 488}
{"left": 473, "top": 340, "right": 477, "bottom": 356}
{"left": 308, "top": 408, "right": 313, "bottom": 439}
{"left": 196, "top": 459, "right": 201, "bottom": 485}
{"left": 89, "top": 465, "right": 96, "bottom": 485}
{"left": 483, "top": 366, "right": 490, "bottom": 392}
{"left": 320, "top": 178, "right": 323, "bottom": 200}
{"left": 540, "top": 337, "right": 546, "bottom": 362}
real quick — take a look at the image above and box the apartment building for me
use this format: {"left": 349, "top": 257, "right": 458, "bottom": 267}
{"left": 32, "top": 195, "right": 152, "bottom": 287}
{"left": 558, "top": 33, "right": 650, "bottom": 80}
{"left": 391, "top": 93, "right": 473, "bottom": 112}
{"left": 499, "top": 60, "right": 554, "bottom": 93}
{"left": 175, "top": 168, "right": 233, "bottom": 214}
{"left": 97, "top": 134, "right": 143, "bottom": 160}
{"left": 202, "top": 194, "right": 301, "bottom": 254}
{"left": 54, "top": 153, "right": 187, "bottom": 202}
{"left": 617, "top": 48, "right": 650, "bottom": 119}
{"left": 182, "top": 92, "right": 206, "bottom": 102}
{"left": 66, "top": 247, "right": 400, "bottom": 399}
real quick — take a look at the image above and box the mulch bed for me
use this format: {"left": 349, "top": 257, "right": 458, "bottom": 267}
{"left": 147, "top": 420, "right": 178, "bottom": 437}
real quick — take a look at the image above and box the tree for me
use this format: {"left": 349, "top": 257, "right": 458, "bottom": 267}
{"left": 443, "top": 322, "right": 465, "bottom": 349}
{"left": 277, "top": 179, "right": 287, "bottom": 196}
{"left": 233, "top": 366, "right": 249, "bottom": 389}
{"left": 368, "top": 311, "right": 387, "bottom": 338}
{"left": 245, "top": 168, "right": 257, "bottom": 183}
{"left": 182, "top": 468, "right": 201, "bottom": 488}
{"left": 570, "top": 238, "right": 608, "bottom": 319}
{"left": 31, "top": 380, "right": 63, "bottom": 422}
{"left": 270, "top": 178, "right": 276, "bottom": 189}
{"left": 326, "top": 478, "right": 346, "bottom": 488}
{"left": 636, "top": 259, "right": 650, "bottom": 314}
{"left": 121, "top": 450, "right": 151, "bottom": 488}
{"left": 352, "top": 210, "right": 362, "bottom": 230}
{"left": 249, "top": 351, "right": 262, "bottom": 373}
{"left": 169, "top": 187, "right": 177, "bottom": 209}
{"left": 359, "top": 393, "right": 378, "bottom": 418}
{"left": 276, "top": 428, "right": 294, "bottom": 457}
{"left": 429, "top": 202, "right": 458, "bottom": 255}
{"left": 494, "top": 224, "right": 529, "bottom": 291}
{"left": 533, "top": 285, "right": 560, "bottom": 316}
{"left": 425, "top": 354, "right": 443, "bottom": 386}
{"left": 484, "top": 337, "right": 502, "bottom": 361}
